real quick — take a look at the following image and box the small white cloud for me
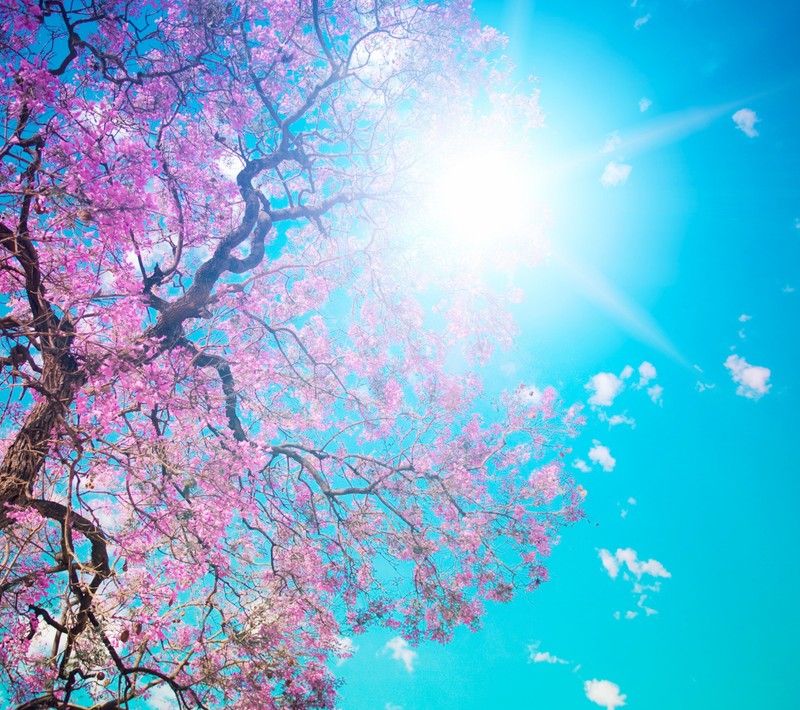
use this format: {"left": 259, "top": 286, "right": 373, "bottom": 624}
{"left": 615, "top": 548, "right": 671, "bottom": 579}
{"left": 732, "top": 108, "right": 759, "bottom": 138}
{"left": 624, "top": 610, "right": 638, "bottom": 620}
{"left": 589, "top": 441, "right": 616, "bottom": 472}
{"left": 696, "top": 381, "right": 715, "bottom": 392}
{"left": 647, "top": 384, "right": 663, "bottom": 405}
{"left": 602, "top": 131, "right": 623, "bottom": 153}
{"left": 627, "top": 497, "right": 637, "bottom": 505}
{"left": 738, "top": 314, "right": 752, "bottom": 322}
{"left": 724, "top": 354, "right": 771, "bottom": 399}
{"left": 530, "top": 650, "right": 570, "bottom": 665}
{"left": 573, "top": 459, "right": 592, "bottom": 473}
{"left": 602, "top": 412, "right": 636, "bottom": 428}
{"left": 599, "top": 549, "right": 620, "bottom": 579}
{"left": 586, "top": 372, "right": 625, "bottom": 407}
{"left": 620, "top": 509, "right": 628, "bottom": 519}
{"left": 638, "top": 97, "right": 652, "bottom": 112}
{"left": 585, "top": 679, "right": 627, "bottom": 710}
{"left": 384, "top": 636, "right": 417, "bottom": 673}
{"left": 634, "top": 14, "right": 651, "bottom": 29}
{"left": 636, "top": 361, "right": 656, "bottom": 387}
{"left": 619, "top": 365, "right": 634, "bottom": 380}
{"left": 600, "top": 160, "right": 632, "bottom": 187}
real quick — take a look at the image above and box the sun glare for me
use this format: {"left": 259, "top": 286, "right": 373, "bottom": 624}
{"left": 424, "top": 144, "right": 537, "bottom": 253}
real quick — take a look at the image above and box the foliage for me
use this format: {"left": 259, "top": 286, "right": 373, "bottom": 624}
{"left": 0, "top": 1, "right": 582, "bottom": 707}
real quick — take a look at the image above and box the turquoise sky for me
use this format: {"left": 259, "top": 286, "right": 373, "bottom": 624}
{"left": 336, "top": 1, "right": 800, "bottom": 708}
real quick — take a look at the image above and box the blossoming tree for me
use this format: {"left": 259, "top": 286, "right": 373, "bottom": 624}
{"left": 0, "top": 1, "right": 583, "bottom": 707}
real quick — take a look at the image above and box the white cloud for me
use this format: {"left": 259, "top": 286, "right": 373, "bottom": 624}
{"left": 384, "top": 636, "right": 417, "bottom": 673}
{"left": 602, "top": 412, "right": 636, "bottom": 428}
{"left": 598, "top": 549, "right": 620, "bottom": 579}
{"left": 602, "top": 131, "right": 623, "bottom": 153}
{"left": 625, "top": 610, "right": 638, "bottom": 620}
{"left": 600, "top": 160, "right": 632, "bottom": 187}
{"left": 638, "top": 97, "right": 652, "bottom": 112}
{"left": 147, "top": 684, "right": 179, "bottom": 710}
{"left": 724, "top": 354, "right": 771, "bottom": 399}
{"left": 573, "top": 459, "right": 592, "bottom": 473}
{"left": 647, "top": 384, "right": 663, "bottom": 405}
{"left": 627, "top": 497, "right": 637, "bottom": 505}
{"left": 637, "top": 361, "right": 656, "bottom": 387}
{"left": 585, "top": 679, "right": 627, "bottom": 710}
{"left": 620, "top": 365, "right": 634, "bottom": 380}
{"left": 738, "top": 314, "right": 752, "bottom": 322}
{"left": 530, "top": 650, "right": 569, "bottom": 664}
{"left": 589, "top": 441, "right": 616, "bottom": 472}
{"left": 696, "top": 381, "right": 715, "bottom": 392}
{"left": 732, "top": 108, "right": 759, "bottom": 138}
{"left": 615, "top": 548, "right": 671, "bottom": 579}
{"left": 634, "top": 14, "right": 651, "bottom": 29}
{"left": 586, "top": 372, "right": 625, "bottom": 407}
{"left": 385, "top": 704, "right": 403, "bottom": 710}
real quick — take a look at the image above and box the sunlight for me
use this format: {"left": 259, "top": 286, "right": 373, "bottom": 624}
{"left": 424, "top": 143, "right": 537, "bottom": 253}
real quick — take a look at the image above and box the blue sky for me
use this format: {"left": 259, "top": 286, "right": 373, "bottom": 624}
{"left": 335, "top": 1, "right": 800, "bottom": 708}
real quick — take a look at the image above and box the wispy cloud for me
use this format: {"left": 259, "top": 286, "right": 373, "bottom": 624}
{"left": 383, "top": 637, "right": 417, "bottom": 672}
{"left": 528, "top": 643, "right": 570, "bottom": 665}
{"left": 724, "top": 354, "right": 771, "bottom": 399}
{"left": 602, "top": 131, "right": 623, "bottom": 153}
{"left": 573, "top": 459, "right": 592, "bottom": 473}
{"left": 732, "top": 108, "right": 759, "bottom": 137}
{"left": 600, "top": 160, "right": 632, "bottom": 187}
{"left": 634, "top": 14, "right": 651, "bottom": 30}
{"left": 585, "top": 679, "right": 627, "bottom": 709}
{"left": 638, "top": 97, "right": 652, "bottom": 112}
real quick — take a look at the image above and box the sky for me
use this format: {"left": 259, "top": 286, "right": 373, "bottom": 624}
{"left": 335, "top": 1, "right": 800, "bottom": 708}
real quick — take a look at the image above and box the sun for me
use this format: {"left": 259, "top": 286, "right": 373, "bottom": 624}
{"left": 420, "top": 141, "right": 542, "bottom": 261}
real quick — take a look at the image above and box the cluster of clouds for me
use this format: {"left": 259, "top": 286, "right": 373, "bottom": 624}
{"left": 598, "top": 547, "right": 671, "bottom": 619}
{"left": 585, "top": 361, "right": 662, "bottom": 409}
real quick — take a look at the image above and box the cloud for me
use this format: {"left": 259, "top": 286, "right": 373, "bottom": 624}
{"left": 627, "top": 497, "right": 637, "bottom": 505}
{"left": 528, "top": 642, "right": 569, "bottom": 665}
{"left": 598, "top": 549, "right": 620, "bottom": 579}
{"left": 738, "top": 314, "right": 752, "bottom": 322}
{"left": 638, "top": 97, "right": 652, "bottom": 112}
{"left": 383, "top": 637, "right": 417, "bottom": 673}
{"left": 602, "top": 131, "right": 623, "bottom": 153}
{"left": 589, "top": 441, "right": 617, "bottom": 472}
{"left": 585, "top": 679, "right": 627, "bottom": 709}
{"left": 615, "top": 548, "right": 671, "bottom": 579}
{"left": 724, "top": 354, "right": 771, "bottom": 399}
{"left": 696, "top": 381, "right": 715, "bottom": 392}
{"left": 585, "top": 372, "right": 625, "bottom": 407}
{"left": 601, "top": 412, "right": 636, "bottom": 428}
{"left": 599, "top": 548, "right": 670, "bottom": 580}
{"left": 732, "top": 108, "right": 759, "bottom": 137}
{"left": 619, "top": 365, "right": 634, "bottom": 380}
{"left": 600, "top": 160, "right": 632, "bottom": 187}
{"left": 783, "top": 285, "right": 796, "bottom": 293}
{"left": 637, "top": 361, "right": 656, "bottom": 387}
{"left": 385, "top": 704, "right": 403, "bottom": 710}
{"left": 625, "top": 610, "right": 638, "bottom": 620}
{"left": 634, "top": 14, "right": 651, "bottom": 29}
{"left": 647, "top": 384, "right": 663, "bottom": 405}
{"left": 573, "top": 459, "right": 592, "bottom": 473}
{"left": 530, "top": 650, "right": 570, "bottom": 665}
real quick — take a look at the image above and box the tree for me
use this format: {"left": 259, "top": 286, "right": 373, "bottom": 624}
{"left": 0, "top": 1, "right": 583, "bottom": 707}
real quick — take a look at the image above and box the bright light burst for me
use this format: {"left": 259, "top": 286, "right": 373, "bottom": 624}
{"left": 421, "top": 141, "right": 541, "bottom": 259}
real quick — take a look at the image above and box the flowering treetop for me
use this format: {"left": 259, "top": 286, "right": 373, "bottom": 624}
{"left": 0, "top": 1, "right": 582, "bottom": 708}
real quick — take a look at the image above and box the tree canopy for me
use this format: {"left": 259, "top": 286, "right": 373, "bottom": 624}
{"left": 0, "top": 1, "right": 583, "bottom": 707}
